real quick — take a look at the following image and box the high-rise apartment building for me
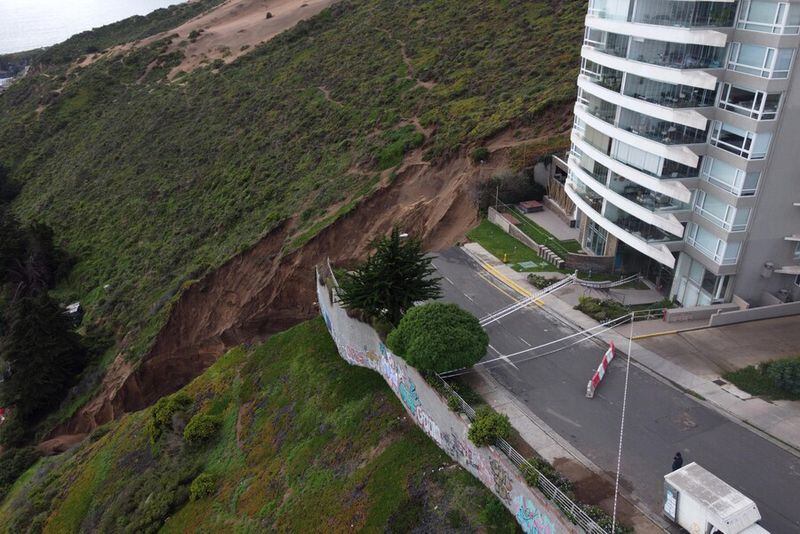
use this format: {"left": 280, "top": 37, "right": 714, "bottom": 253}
{"left": 564, "top": 0, "right": 800, "bottom": 307}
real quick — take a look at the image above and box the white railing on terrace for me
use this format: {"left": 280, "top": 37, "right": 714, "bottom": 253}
{"left": 436, "top": 376, "right": 608, "bottom": 534}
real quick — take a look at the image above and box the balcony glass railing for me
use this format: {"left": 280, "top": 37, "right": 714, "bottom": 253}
{"left": 623, "top": 74, "right": 717, "bottom": 108}
{"left": 632, "top": 0, "right": 736, "bottom": 28}
{"left": 589, "top": 0, "right": 736, "bottom": 28}
{"left": 568, "top": 172, "right": 605, "bottom": 214}
{"left": 605, "top": 201, "right": 682, "bottom": 241}
{"left": 618, "top": 108, "right": 708, "bottom": 145}
{"left": 609, "top": 173, "right": 690, "bottom": 212}
{"left": 584, "top": 29, "right": 629, "bottom": 58}
{"left": 577, "top": 123, "right": 703, "bottom": 181}
{"left": 572, "top": 147, "right": 611, "bottom": 186}
{"left": 582, "top": 59, "right": 623, "bottom": 92}
{"left": 585, "top": 30, "right": 726, "bottom": 69}
{"left": 628, "top": 38, "right": 726, "bottom": 69}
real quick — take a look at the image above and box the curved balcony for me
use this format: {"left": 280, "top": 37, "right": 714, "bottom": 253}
{"left": 585, "top": 16, "right": 729, "bottom": 47}
{"left": 568, "top": 155, "right": 686, "bottom": 237}
{"left": 581, "top": 45, "right": 720, "bottom": 90}
{"left": 571, "top": 130, "right": 694, "bottom": 203}
{"left": 565, "top": 179, "right": 677, "bottom": 268}
{"left": 574, "top": 103, "right": 701, "bottom": 167}
{"left": 578, "top": 75, "right": 709, "bottom": 130}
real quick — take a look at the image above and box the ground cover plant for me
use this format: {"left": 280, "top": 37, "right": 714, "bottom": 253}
{"left": 0, "top": 318, "right": 515, "bottom": 531}
{"left": 724, "top": 357, "right": 800, "bottom": 401}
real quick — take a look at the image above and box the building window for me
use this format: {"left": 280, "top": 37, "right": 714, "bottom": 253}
{"left": 585, "top": 220, "right": 609, "bottom": 256}
{"left": 794, "top": 242, "right": 800, "bottom": 260}
{"left": 693, "top": 191, "right": 750, "bottom": 232}
{"left": 701, "top": 158, "right": 759, "bottom": 196}
{"left": 718, "top": 83, "right": 781, "bottom": 120}
{"left": 737, "top": 1, "right": 800, "bottom": 34}
{"left": 709, "top": 121, "right": 771, "bottom": 160}
{"left": 685, "top": 223, "right": 741, "bottom": 264}
{"left": 727, "top": 42, "right": 795, "bottom": 78}
{"left": 674, "top": 255, "right": 732, "bottom": 306}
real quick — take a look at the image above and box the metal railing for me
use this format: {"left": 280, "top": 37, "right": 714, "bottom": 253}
{"left": 437, "top": 376, "right": 608, "bottom": 534}
{"left": 479, "top": 275, "right": 576, "bottom": 326}
{"left": 574, "top": 273, "right": 640, "bottom": 290}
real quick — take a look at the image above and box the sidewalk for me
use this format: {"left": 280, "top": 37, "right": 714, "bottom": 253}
{"left": 468, "top": 368, "right": 666, "bottom": 533}
{"left": 461, "top": 242, "right": 800, "bottom": 456}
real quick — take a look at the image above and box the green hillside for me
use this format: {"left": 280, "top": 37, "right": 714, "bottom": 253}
{"left": 0, "top": 0, "right": 583, "bottom": 369}
{"left": 0, "top": 318, "right": 517, "bottom": 532}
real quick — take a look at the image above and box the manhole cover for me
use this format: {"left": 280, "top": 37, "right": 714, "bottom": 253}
{"left": 713, "top": 379, "right": 727, "bottom": 386}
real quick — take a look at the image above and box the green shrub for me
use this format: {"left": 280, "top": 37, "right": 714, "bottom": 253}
{"left": 149, "top": 391, "right": 192, "bottom": 442}
{"left": 528, "top": 274, "right": 559, "bottom": 289}
{"left": 575, "top": 296, "right": 629, "bottom": 322}
{"left": 189, "top": 473, "right": 216, "bottom": 501}
{"left": 767, "top": 358, "right": 800, "bottom": 396}
{"left": 471, "top": 147, "right": 490, "bottom": 164}
{"left": 468, "top": 406, "right": 511, "bottom": 447}
{"left": 387, "top": 303, "right": 488, "bottom": 373}
{"left": 183, "top": 413, "right": 222, "bottom": 445}
{"left": 447, "top": 395, "right": 462, "bottom": 413}
{"left": 523, "top": 457, "right": 573, "bottom": 495}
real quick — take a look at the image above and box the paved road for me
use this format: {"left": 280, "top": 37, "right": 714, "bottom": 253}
{"left": 433, "top": 248, "right": 800, "bottom": 534}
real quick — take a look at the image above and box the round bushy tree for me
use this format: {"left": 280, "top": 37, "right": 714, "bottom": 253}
{"left": 386, "top": 303, "right": 488, "bottom": 373}
{"left": 468, "top": 406, "right": 511, "bottom": 447}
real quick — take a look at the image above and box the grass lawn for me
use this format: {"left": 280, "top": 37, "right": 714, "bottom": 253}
{"left": 508, "top": 207, "right": 582, "bottom": 256}
{"left": 466, "top": 220, "right": 563, "bottom": 273}
{"left": 724, "top": 359, "right": 800, "bottom": 401}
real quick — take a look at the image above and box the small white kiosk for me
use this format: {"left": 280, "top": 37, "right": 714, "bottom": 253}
{"left": 663, "top": 462, "right": 769, "bottom": 534}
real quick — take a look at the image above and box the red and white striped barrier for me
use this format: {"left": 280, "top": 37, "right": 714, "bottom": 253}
{"left": 586, "top": 342, "right": 616, "bottom": 399}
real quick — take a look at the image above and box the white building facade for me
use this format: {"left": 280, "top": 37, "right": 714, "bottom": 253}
{"left": 565, "top": 0, "right": 800, "bottom": 306}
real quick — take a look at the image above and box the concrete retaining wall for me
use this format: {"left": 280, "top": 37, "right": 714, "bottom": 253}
{"left": 317, "top": 274, "right": 579, "bottom": 534}
{"left": 664, "top": 303, "right": 740, "bottom": 323}
{"left": 708, "top": 300, "right": 800, "bottom": 327}
{"left": 564, "top": 253, "right": 614, "bottom": 274}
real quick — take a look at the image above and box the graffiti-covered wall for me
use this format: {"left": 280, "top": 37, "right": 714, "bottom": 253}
{"left": 317, "top": 275, "right": 579, "bottom": 534}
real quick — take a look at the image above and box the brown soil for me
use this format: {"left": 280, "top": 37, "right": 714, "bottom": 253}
{"left": 36, "top": 433, "right": 88, "bottom": 456}
{"left": 51, "top": 131, "right": 530, "bottom": 437}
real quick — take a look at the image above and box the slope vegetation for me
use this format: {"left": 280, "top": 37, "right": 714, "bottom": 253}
{"left": 0, "top": 319, "right": 517, "bottom": 532}
{"left": 0, "top": 0, "right": 583, "bottom": 435}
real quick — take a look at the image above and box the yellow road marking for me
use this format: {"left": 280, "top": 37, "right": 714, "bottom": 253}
{"left": 478, "top": 261, "right": 546, "bottom": 307}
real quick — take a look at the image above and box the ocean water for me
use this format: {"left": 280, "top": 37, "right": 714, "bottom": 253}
{"left": 0, "top": 0, "right": 184, "bottom": 54}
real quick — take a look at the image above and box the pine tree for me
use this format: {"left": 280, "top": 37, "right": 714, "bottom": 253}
{"left": 337, "top": 228, "right": 442, "bottom": 325}
{"left": 0, "top": 295, "right": 87, "bottom": 424}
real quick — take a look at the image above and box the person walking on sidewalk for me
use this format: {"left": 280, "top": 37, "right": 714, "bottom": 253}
{"left": 672, "top": 452, "right": 683, "bottom": 471}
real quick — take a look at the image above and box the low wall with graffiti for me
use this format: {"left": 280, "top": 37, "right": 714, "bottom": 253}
{"left": 317, "top": 274, "right": 579, "bottom": 534}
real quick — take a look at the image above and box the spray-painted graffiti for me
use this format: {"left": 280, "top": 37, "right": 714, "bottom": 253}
{"left": 399, "top": 380, "right": 420, "bottom": 414}
{"left": 442, "top": 430, "right": 490, "bottom": 485}
{"left": 490, "top": 458, "right": 514, "bottom": 503}
{"left": 345, "top": 345, "right": 371, "bottom": 367}
{"left": 379, "top": 344, "right": 401, "bottom": 390}
{"left": 416, "top": 407, "right": 442, "bottom": 444}
{"left": 515, "top": 495, "right": 557, "bottom": 534}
